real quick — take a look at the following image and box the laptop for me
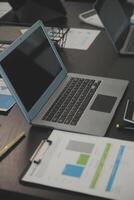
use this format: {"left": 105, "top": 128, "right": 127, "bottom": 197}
{"left": 0, "top": 20, "right": 128, "bottom": 136}
{"left": 95, "top": 0, "right": 134, "bottom": 55}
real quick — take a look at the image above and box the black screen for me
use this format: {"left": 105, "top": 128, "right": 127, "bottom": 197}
{"left": 1, "top": 27, "right": 62, "bottom": 111}
{"left": 97, "top": 0, "right": 129, "bottom": 43}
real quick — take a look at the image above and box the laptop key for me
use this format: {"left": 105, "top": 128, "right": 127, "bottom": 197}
{"left": 43, "top": 78, "right": 101, "bottom": 125}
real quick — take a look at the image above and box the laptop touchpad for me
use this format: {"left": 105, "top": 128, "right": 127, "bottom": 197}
{"left": 90, "top": 94, "right": 117, "bottom": 113}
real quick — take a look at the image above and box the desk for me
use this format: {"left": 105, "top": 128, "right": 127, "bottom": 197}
{"left": 0, "top": 1, "right": 134, "bottom": 200}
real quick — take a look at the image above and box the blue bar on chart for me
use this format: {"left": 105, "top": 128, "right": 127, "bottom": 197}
{"left": 106, "top": 145, "right": 125, "bottom": 192}
{"left": 62, "top": 164, "right": 84, "bottom": 178}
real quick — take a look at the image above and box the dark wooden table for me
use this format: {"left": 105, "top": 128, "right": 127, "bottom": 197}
{"left": 0, "top": 1, "right": 134, "bottom": 200}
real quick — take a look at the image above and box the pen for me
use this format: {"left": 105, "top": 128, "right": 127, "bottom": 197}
{"left": 0, "top": 131, "right": 25, "bottom": 158}
{"left": 116, "top": 123, "right": 134, "bottom": 130}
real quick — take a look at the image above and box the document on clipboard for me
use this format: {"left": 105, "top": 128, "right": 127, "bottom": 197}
{"left": 21, "top": 130, "right": 134, "bottom": 200}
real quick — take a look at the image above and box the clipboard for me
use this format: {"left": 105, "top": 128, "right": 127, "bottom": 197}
{"left": 20, "top": 129, "right": 134, "bottom": 200}
{"left": 20, "top": 138, "right": 52, "bottom": 186}
{"left": 29, "top": 139, "right": 52, "bottom": 164}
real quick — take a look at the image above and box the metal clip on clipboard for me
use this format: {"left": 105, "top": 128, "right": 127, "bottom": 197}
{"left": 30, "top": 139, "right": 52, "bottom": 164}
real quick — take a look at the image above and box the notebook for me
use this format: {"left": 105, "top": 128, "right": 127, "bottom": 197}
{"left": 95, "top": 0, "right": 134, "bottom": 55}
{"left": 0, "top": 20, "right": 128, "bottom": 136}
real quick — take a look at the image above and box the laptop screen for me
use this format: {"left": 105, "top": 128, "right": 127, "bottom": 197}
{"left": 0, "top": 26, "right": 62, "bottom": 111}
{"left": 95, "top": 0, "right": 129, "bottom": 50}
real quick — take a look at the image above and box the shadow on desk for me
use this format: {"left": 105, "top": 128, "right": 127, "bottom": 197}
{"left": 0, "top": 190, "right": 49, "bottom": 200}
{"left": 1, "top": 189, "right": 105, "bottom": 200}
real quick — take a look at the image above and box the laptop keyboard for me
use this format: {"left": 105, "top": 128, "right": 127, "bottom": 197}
{"left": 43, "top": 77, "right": 101, "bottom": 125}
{"left": 126, "top": 30, "right": 134, "bottom": 52}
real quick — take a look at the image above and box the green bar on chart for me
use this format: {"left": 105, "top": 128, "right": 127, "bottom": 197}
{"left": 90, "top": 143, "right": 111, "bottom": 189}
{"left": 77, "top": 154, "right": 90, "bottom": 165}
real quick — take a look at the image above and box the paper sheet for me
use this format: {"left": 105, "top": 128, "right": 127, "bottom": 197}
{"left": 20, "top": 29, "right": 27, "bottom": 34}
{"left": 21, "top": 28, "right": 100, "bottom": 50}
{"left": 0, "top": 2, "right": 12, "bottom": 18}
{"left": 82, "top": 13, "right": 104, "bottom": 28}
{"left": 62, "top": 28, "right": 100, "bottom": 50}
{"left": 22, "top": 130, "right": 134, "bottom": 200}
{"left": 0, "top": 78, "right": 15, "bottom": 111}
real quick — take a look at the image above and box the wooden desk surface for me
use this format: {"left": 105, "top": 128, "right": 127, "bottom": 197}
{"left": 0, "top": 1, "right": 134, "bottom": 200}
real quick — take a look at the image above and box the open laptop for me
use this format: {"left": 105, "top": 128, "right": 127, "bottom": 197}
{"left": 0, "top": 20, "right": 128, "bottom": 136}
{"left": 95, "top": 0, "right": 134, "bottom": 55}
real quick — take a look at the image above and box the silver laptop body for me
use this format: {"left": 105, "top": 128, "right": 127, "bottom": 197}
{"left": 95, "top": 0, "right": 134, "bottom": 55}
{"left": 0, "top": 20, "right": 128, "bottom": 136}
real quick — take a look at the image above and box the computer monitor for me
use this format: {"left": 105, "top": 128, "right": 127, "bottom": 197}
{"left": 0, "top": 0, "right": 67, "bottom": 26}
